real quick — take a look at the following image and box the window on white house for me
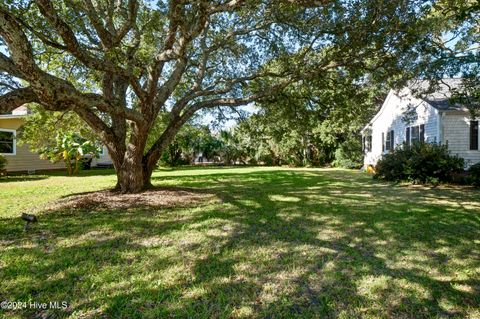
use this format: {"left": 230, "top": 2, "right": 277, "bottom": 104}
{"left": 409, "top": 124, "right": 425, "bottom": 144}
{"left": 386, "top": 131, "right": 391, "bottom": 150}
{"left": 363, "top": 135, "right": 372, "bottom": 152}
{"left": 0, "top": 130, "right": 15, "bottom": 154}
{"left": 385, "top": 130, "right": 394, "bottom": 151}
{"left": 411, "top": 126, "right": 419, "bottom": 143}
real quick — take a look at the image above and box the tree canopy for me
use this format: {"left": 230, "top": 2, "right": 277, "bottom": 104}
{"left": 0, "top": 0, "right": 437, "bottom": 192}
{"left": 414, "top": 0, "right": 479, "bottom": 115}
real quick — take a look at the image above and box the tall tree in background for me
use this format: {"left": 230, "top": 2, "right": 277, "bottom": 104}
{"left": 416, "top": 0, "right": 479, "bottom": 115}
{"left": 0, "top": 0, "right": 432, "bottom": 192}
{"left": 235, "top": 73, "right": 386, "bottom": 167}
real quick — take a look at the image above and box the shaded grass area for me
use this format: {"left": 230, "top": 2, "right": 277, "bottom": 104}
{"left": 0, "top": 169, "right": 117, "bottom": 216}
{"left": 0, "top": 167, "right": 479, "bottom": 318}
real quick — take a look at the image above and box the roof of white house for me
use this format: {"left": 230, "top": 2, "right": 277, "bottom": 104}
{"left": 361, "top": 78, "right": 469, "bottom": 133}
{"left": 409, "top": 78, "right": 465, "bottom": 111}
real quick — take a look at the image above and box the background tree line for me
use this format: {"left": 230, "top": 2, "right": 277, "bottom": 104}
{"left": 2, "top": 0, "right": 477, "bottom": 189}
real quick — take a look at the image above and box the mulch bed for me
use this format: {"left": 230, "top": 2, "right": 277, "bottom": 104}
{"left": 48, "top": 188, "right": 217, "bottom": 211}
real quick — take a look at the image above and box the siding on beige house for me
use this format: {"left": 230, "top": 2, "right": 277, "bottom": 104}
{"left": 0, "top": 116, "right": 65, "bottom": 172}
{"left": 0, "top": 110, "right": 113, "bottom": 172}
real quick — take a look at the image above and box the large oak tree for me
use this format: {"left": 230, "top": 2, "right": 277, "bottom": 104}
{"left": 0, "top": 0, "right": 430, "bottom": 192}
{"left": 414, "top": 0, "right": 479, "bottom": 115}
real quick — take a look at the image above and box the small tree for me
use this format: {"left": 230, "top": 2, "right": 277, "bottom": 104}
{"left": 40, "top": 133, "right": 101, "bottom": 175}
{"left": 0, "top": 154, "right": 7, "bottom": 172}
{"left": 332, "top": 136, "right": 364, "bottom": 169}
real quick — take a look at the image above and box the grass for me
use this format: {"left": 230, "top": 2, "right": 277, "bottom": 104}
{"left": 0, "top": 167, "right": 479, "bottom": 318}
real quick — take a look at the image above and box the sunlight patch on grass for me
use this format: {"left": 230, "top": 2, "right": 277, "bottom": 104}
{"left": 231, "top": 305, "right": 254, "bottom": 318}
{"left": 268, "top": 194, "right": 301, "bottom": 202}
{"left": 0, "top": 167, "right": 479, "bottom": 318}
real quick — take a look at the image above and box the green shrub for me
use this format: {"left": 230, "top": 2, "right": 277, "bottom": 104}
{"left": 468, "top": 162, "right": 480, "bottom": 187}
{"left": 0, "top": 155, "right": 7, "bottom": 170}
{"left": 374, "top": 142, "right": 464, "bottom": 184}
{"left": 332, "top": 137, "right": 363, "bottom": 169}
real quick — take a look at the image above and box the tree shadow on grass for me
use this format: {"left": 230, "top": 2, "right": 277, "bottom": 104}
{"left": 0, "top": 169, "right": 116, "bottom": 184}
{"left": 0, "top": 175, "right": 49, "bottom": 183}
{"left": 0, "top": 169, "right": 479, "bottom": 318}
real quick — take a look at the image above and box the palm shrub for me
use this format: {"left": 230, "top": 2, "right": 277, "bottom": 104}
{"left": 374, "top": 142, "right": 464, "bottom": 184}
{"left": 39, "top": 133, "right": 101, "bottom": 176}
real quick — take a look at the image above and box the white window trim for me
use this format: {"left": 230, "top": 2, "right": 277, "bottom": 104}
{"left": 0, "top": 128, "right": 16, "bottom": 156}
{"left": 407, "top": 124, "right": 424, "bottom": 144}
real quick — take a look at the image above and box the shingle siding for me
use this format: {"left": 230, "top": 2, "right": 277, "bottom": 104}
{"left": 443, "top": 114, "right": 480, "bottom": 167}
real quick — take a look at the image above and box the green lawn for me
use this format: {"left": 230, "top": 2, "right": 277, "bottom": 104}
{"left": 0, "top": 167, "right": 479, "bottom": 318}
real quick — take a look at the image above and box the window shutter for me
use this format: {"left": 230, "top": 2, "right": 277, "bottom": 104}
{"left": 470, "top": 121, "right": 479, "bottom": 150}
{"left": 382, "top": 132, "right": 385, "bottom": 152}
{"left": 390, "top": 130, "right": 394, "bottom": 150}
{"left": 420, "top": 124, "right": 425, "bottom": 142}
{"left": 386, "top": 131, "right": 390, "bottom": 150}
{"left": 406, "top": 127, "right": 410, "bottom": 146}
{"left": 362, "top": 136, "right": 365, "bottom": 151}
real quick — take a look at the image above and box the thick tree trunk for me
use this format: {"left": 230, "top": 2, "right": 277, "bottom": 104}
{"left": 142, "top": 158, "right": 157, "bottom": 190}
{"left": 116, "top": 159, "right": 145, "bottom": 193}
{"left": 112, "top": 135, "right": 150, "bottom": 193}
{"left": 108, "top": 119, "right": 179, "bottom": 193}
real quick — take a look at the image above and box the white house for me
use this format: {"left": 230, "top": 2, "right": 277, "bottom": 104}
{"left": 362, "top": 79, "right": 479, "bottom": 168}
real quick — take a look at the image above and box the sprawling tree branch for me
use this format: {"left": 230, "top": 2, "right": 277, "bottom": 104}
{"left": 0, "top": 87, "right": 38, "bottom": 114}
{"left": 0, "top": 0, "right": 431, "bottom": 192}
{"left": 0, "top": 52, "right": 24, "bottom": 79}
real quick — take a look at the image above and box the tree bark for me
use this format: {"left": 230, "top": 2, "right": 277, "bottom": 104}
{"left": 0, "top": 1, "right": 319, "bottom": 194}
{"left": 112, "top": 125, "right": 153, "bottom": 193}
{"left": 116, "top": 157, "right": 145, "bottom": 193}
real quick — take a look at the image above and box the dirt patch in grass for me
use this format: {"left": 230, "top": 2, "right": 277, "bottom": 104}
{"left": 47, "top": 188, "right": 217, "bottom": 211}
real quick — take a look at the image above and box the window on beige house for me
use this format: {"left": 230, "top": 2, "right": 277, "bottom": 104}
{"left": 0, "top": 130, "right": 15, "bottom": 155}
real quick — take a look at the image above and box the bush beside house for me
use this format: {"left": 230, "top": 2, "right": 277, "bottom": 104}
{"left": 468, "top": 163, "right": 480, "bottom": 187}
{"left": 0, "top": 155, "right": 7, "bottom": 176}
{"left": 374, "top": 142, "right": 465, "bottom": 184}
{"left": 39, "top": 133, "right": 101, "bottom": 176}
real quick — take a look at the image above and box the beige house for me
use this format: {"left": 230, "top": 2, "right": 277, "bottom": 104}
{"left": 0, "top": 107, "right": 112, "bottom": 173}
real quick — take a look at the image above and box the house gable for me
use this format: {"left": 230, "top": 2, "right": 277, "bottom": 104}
{"left": 363, "top": 88, "right": 440, "bottom": 166}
